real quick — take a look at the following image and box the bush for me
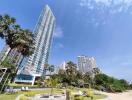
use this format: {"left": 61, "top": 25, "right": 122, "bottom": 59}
{"left": 94, "top": 74, "right": 131, "bottom": 92}
{"left": 85, "top": 90, "right": 94, "bottom": 97}
{"left": 94, "top": 85, "right": 101, "bottom": 90}
{"left": 67, "top": 86, "right": 74, "bottom": 90}
{"left": 74, "top": 95, "right": 84, "bottom": 100}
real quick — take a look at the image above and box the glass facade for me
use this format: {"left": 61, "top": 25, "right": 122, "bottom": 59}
{"left": 15, "top": 5, "right": 55, "bottom": 84}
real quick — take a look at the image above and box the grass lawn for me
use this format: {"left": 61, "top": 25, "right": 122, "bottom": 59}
{"left": 0, "top": 88, "right": 64, "bottom": 100}
{"left": 7, "top": 83, "right": 37, "bottom": 87}
{"left": 70, "top": 93, "right": 107, "bottom": 100}
{"left": 0, "top": 88, "right": 107, "bottom": 100}
{"left": 72, "top": 94, "right": 107, "bottom": 100}
{"left": 70, "top": 94, "right": 107, "bottom": 100}
{"left": 93, "top": 94, "right": 107, "bottom": 100}
{"left": 68, "top": 88, "right": 107, "bottom": 100}
{"left": 19, "top": 88, "right": 64, "bottom": 97}
{"left": 0, "top": 93, "right": 18, "bottom": 100}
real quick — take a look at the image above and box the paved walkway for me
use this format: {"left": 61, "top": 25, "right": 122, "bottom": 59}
{"left": 99, "top": 90, "right": 132, "bottom": 100}
{"left": 32, "top": 94, "right": 66, "bottom": 100}
{"left": 15, "top": 94, "right": 24, "bottom": 100}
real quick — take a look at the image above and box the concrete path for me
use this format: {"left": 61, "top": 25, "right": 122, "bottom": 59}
{"left": 32, "top": 94, "right": 66, "bottom": 100}
{"left": 15, "top": 94, "right": 24, "bottom": 100}
{"left": 99, "top": 90, "right": 132, "bottom": 100}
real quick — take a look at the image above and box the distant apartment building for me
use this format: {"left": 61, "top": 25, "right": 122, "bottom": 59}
{"left": 77, "top": 55, "right": 97, "bottom": 74}
{"left": 7, "top": 48, "right": 23, "bottom": 67}
{"left": 15, "top": 5, "right": 56, "bottom": 85}
{"left": 59, "top": 61, "right": 67, "bottom": 70}
{"left": 54, "top": 66, "right": 60, "bottom": 74}
{"left": 0, "top": 45, "right": 10, "bottom": 63}
{"left": 0, "top": 45, "right": 22, "bottom": 67}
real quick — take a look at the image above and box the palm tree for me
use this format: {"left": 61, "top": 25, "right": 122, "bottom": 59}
{"left": 14, "top": 29, "right": 35, "bottom": 56}
{"left": 49, "top": 65, "right": 54, "bottom": 74}
{"left": 58, "top": 69, "right": 65, "bottom": 75}
{"left": 83, "top": 72, "right": 93, "bottom": 88}
{"left": 0, "top": 14, "right": 35, "bottom": 84}
{"left": 92, "top": 67, "right": 100, "bottom": 75}
{"left": 65, "top": 61, "right": 77, "bottom": 84}
{"left": 44, "top": 64, "right": 49, "bottom": 70}
{"left": 44, "top": 64, "right": 55, "bottom": 95}
{"left": 0, "top": 14, "right": 34, "bottom": 56}
{"left": 49, "top": 77, "right": 58, "bottom": 95}
{"left": 0, "top": 58, "right": 16, "bottom": 92}
{"left": 0, "top": 14, "right": 16, "bottom": 39}
{"left": 1, "top": 58, "right": 16, "bottom": 74}
{"left": 44, "top": 64, "right": 54, "bottom": 76}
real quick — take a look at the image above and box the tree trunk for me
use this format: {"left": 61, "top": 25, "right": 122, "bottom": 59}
{"left": 0, "top": 73, "right": 10, "bottom": 93}
{"left": 50, "top": 70, "right": 53, "bottom": 96}
{"left": 10, "top": 54, "right": 24, "bottom": 83}
{"left": 10, "top": 67, "right": 19, "bottom": 83}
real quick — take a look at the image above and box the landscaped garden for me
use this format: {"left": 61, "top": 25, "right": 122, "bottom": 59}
{"left": 0, "top": 88, "right": 107, "bottom": 100}
{"left": 0, "top": 88, "right": 64, "bottom": 100}
{"left": 67, "top": 88, "right": 107, "bottom": 100}
{"left": 0, "top": 93, "right": 18, "bottom": 100}
{"left": 0, "top": 14, "right": 132, "bottom": 100}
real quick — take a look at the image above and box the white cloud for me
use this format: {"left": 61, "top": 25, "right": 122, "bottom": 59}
{"left": 79, "top": 0, "right": 132, "bottom": 26}
{"left": 79, "top": 0, "right": 132, "bottom": 13}
{"left": 53, "top": 26, "right": 63, "bottom": 38}
{"left": 94, "top": 0, "right": 112, "bottom": 6}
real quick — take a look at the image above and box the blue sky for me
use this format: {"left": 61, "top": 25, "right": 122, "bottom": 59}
{"left": 0, "top": 0, "right": 132, "bottom": 82}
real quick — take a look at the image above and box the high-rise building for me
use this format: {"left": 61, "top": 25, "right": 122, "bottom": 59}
{"left": 77, "top": 56, "right": 97, "bottom": 74}
{"left": 15, "top": 5, "right": 56, "bottom": 85}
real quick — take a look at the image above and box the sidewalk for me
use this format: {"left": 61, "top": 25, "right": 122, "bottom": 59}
{"left": 99, "top": 90, "right": 132, "bottom": 100}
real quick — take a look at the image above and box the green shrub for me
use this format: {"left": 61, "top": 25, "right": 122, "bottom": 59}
{"left": 94, "top": 85, "right": 101, "bottom": 90}
{"left": 85, "top": 89, "right": 94, "bottom": 97}
{"left": 74, "top": 95, "right": 85, "bottom": 100}
{"left": 68, "top": 86, "right": 74, "bottom": 90}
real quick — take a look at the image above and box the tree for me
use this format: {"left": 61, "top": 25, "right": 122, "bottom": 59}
{"left": 130, "top": 84, "right": 132, "bottom": 89}
{"left": 92, "top": 67, "right": 100, "bottom": 75}
{"left": 58, "top": 69, "right": 65, "bottom": 75}
{"left": 44, "top": 64, "right": 54, "bottom": 76}
{"left": 94, "top": 74, "right": 130, "bottom": 92}
{"left": 83, "top": 72, "right": 92, "bottom": 83}
{"left": 0, "top": 58, "right": 16, "bottom": 92}
{"left": 49, "top": 65, "right": 55, "bottom": 73}
{"left": 43, "top": 64, "right": 56, "bottom": 95}
{"left": 83, "top": 72, "right": 94, "bottom": 88}
{"left": 65, "top": 61, "right": 77, "bottom": 84}
{"left": 0, "top": 14, "right": 16, "bottom": 38}
{"left": 0, "top": 14, "right": 34, "bottom": 56}
{"left": 44, "top": 64, "right": 49, "bottom": 71}
{"left": 0, "top": 57, "right": 19, "bottom": 83}
{"left": 76, "top": 71, "right": 83, "bottom": 80}
{"left": 119, "top": 79, "right": 130, "bottom": 89}
{"left": 50, "top": 75, "right": 58, "bottom": 95}
{"left": 0, "top": 14, "right": 35, "bottom": 84}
